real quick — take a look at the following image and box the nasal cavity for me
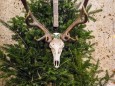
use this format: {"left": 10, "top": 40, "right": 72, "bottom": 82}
{"left": 54, "top": 61, "right": 59, "bottom": 68}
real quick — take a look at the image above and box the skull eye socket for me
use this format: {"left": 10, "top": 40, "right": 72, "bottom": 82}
{"left": 51, "top": 43, "right": 55, "bottom": 47}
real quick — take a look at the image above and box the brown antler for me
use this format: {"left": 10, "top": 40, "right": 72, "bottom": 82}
{"left": 21, "top": 0, "right": 52, "bottom": 42}
{"left": 61, "top": 0, "right": 89, "bottom": 41}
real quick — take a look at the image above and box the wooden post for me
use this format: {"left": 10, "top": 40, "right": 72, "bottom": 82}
{"left": 53, "top": 0, "right": 58, "bottom": 28}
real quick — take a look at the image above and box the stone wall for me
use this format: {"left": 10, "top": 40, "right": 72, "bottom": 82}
{"left": 0, "top": 0, "right": 115, "bottom": 86}
{"left": 0, "top": 0, "right": 23, "bottom": 46}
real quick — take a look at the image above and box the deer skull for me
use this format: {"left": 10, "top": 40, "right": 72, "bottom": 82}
{"left": 49, "top": 33, "right": 64, "bottom": 68}
{"left": 21, "top": 0, "right": 88, "bottom": 68}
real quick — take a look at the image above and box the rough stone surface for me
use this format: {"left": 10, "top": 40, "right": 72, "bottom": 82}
{"left": 0, "top": 0, "right": 23, "bottom": 46}
{"left": 86, "top": 0, "right": 115, "bottom": 85}
{"left": 0, "top": 0, "right": 115, "bottom": 86}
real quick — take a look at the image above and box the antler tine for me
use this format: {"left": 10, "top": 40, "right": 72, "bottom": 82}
{"left": 21, "top": 0, "right": 52, "bottom": 42}
{"left": 61, "top": 0, "right": 89, "bottom": 41}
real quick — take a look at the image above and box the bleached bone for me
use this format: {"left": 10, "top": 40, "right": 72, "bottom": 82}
{"left": 49, "top": 33, "right": 64, "bottom": 68}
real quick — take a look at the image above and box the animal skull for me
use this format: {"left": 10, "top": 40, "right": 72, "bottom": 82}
{"left": 21, "top": 0, "right": 88, "bottom": 68}
{"left": 49, "top": 33, "right": 64, "bottom": 68}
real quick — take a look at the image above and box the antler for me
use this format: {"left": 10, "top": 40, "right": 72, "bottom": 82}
{"left": 61, "top": 0, "right": 89, "bottom": 41}
{"left": 20, "top": 0, "right": 52, "bottom": 42}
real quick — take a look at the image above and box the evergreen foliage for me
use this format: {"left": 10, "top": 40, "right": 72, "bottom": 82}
{"left": 0, "top": 0, "right": 114, "bottom": 86}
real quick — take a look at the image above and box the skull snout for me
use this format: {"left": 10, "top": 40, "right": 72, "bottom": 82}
{"left": 54, "top": 60, "right": 60, "bottom": 68}
{"left": 53, "top": 49, "right": 61, "bottom": 68}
